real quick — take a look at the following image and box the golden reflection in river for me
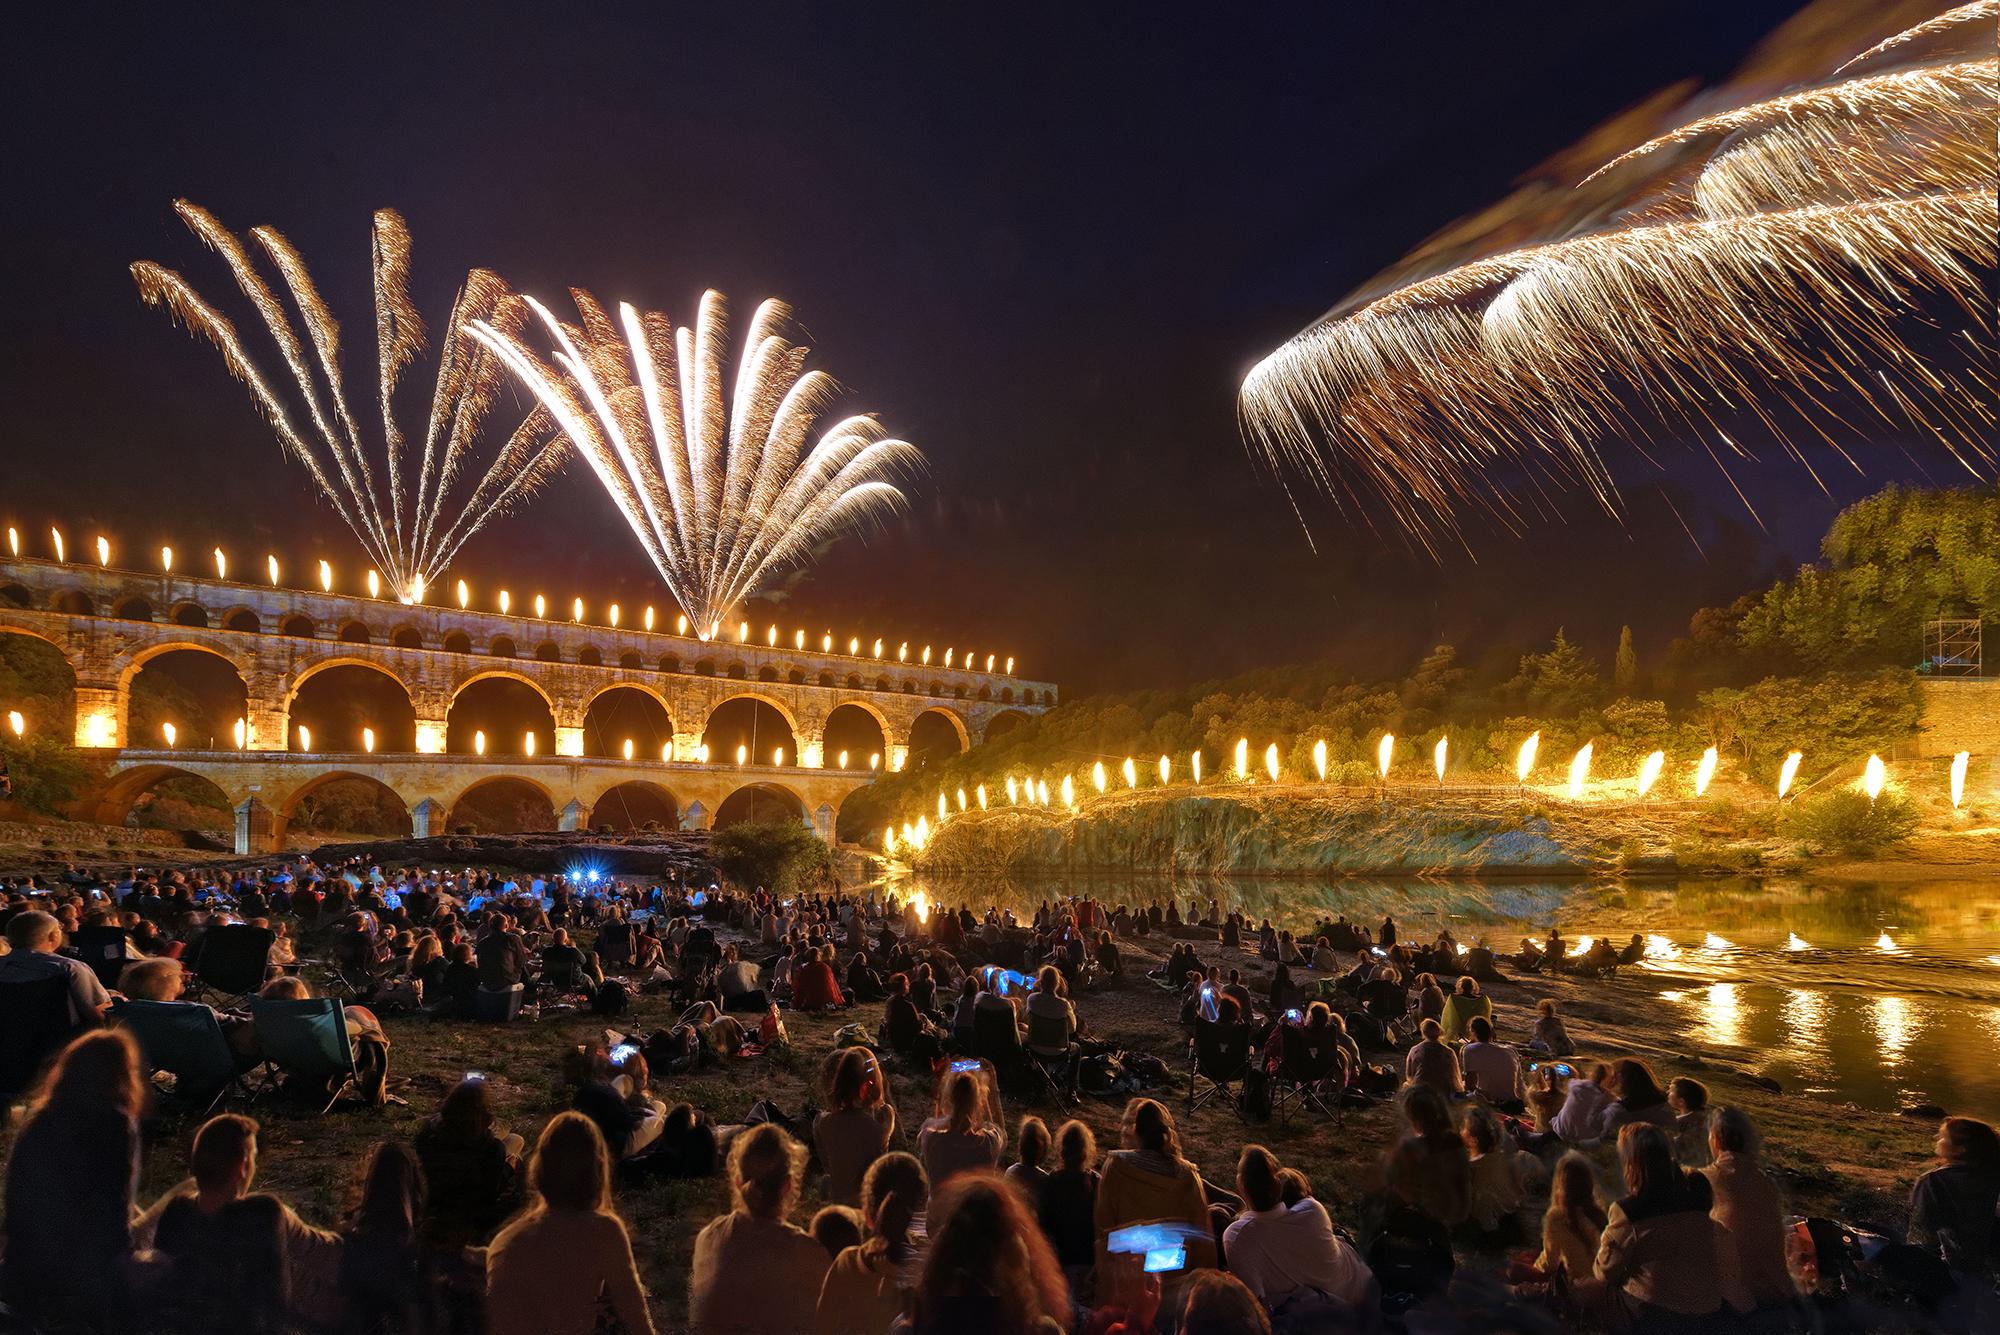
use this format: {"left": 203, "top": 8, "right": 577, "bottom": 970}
{"left": 1700, "top": 982, "right": 1744, "bottom": 1049}
{"left": 1871, "top": 994, "right": 1914, "bottom": 1070}
{"left": 1781, "top": 989, "right": 1828, "bottom": 1081}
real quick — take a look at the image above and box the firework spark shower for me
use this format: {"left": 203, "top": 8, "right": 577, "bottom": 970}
{"left": 468, "top": 289, "right": 921, "bottom": 640}
{"left": 1239, "top": 3, "right": 1997, "bottom": 558}
{"left": 131, "top": 202, "right": 568, "bottom": 600}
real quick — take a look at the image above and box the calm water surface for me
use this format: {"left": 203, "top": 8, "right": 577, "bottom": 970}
{"left": 881, "top": 872, "right": 2000, "bottom": 1121}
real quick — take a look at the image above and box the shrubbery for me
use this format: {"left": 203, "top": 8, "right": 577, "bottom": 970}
{"left": 708, "top": 819, "right": 832, "bottom": 892}
{"left": 1781, "top": 789, "right": 1919, "bottom": 857}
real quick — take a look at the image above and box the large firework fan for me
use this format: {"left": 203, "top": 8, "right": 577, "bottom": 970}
{"left": 1240, "top": 2, "right": 1997, "bottom": 557}
{"left": 132, "top": 201, "right": 567, "bottom": 599}
{"left": 467, "top": 288, "right": 922, "bottom": 639}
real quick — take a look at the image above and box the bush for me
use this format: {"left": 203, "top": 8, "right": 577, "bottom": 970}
{"left": 708, "top": 820, "right": 832, "bottom": 893}
{"left": 1782, "top": 789, "right": 1919, "bottom": 857}
{"left": 0, "top": 735, "right": 93, "bottom": 815}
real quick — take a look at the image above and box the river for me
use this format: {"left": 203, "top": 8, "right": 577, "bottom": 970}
{"left": 878, "top": 872, "right": 2000, "bottom": 1121}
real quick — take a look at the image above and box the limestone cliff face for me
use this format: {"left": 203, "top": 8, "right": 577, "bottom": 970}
{"left": 912, "top": 791, "right": 1593, "bottom": 877}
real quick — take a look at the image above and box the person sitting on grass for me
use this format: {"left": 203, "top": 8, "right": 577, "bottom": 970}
{"left": 1530, "top": 1151, "right": 1606, "bottom": 1292}
{"left": 717, "top": 943, "right": 768, "bottom": 1012}
{"left": 1460, "top": 1015, "right": 1523, "bottom": 1112}
{"left": 1703, "top": 1107, "right": 1793, "bottom": 1312}
{"left": 882, "top": 972, "right": 945, "bottom": 1063}
{"left": 815, "top": 1047, "right": 898, "bottom": 1207}
{"left": 538, "top": 928, "right": 602, "bottom": 994}
{"left": 1222, "top": 1145, "right": 1374, "bottom": 1314}
{"left": 487, "top": 1112, "right": 656, "bottom": 1335}
{"left": 816, "top": 1151, "right": 929, "bottom": 1335}
{"left": 1552, "top": 1062, "right": 1615, "bottom": 1145}
{"left": 1404, "top": 1018, "right": 1464, "bottom": 1098}
{"left": 689, "top": 1123, "right": 830, "bottom": 1335}
{"left": 1462, "top": 1103, "right": 1527, "bottom": 1243}
{"left": 906, "top": 1173, "right": 1070, "bottom": 1335}
{"left": 793, "top": 943, "right": 848, "bottom": 1012}
{"left": 918, "top": 1067, "right": 1005, "bottom": 1188}
{"left": 1592, "top": 1123, "right": 1724, "bottom": 1328}
{"left": 415, "top": 1075, "right": 521, "bottom": 1250}
{"left": 149, "top": 1112, "right": 342, "bottom": 1335}
{"left": 1006, "top": 1115, "right": 1053, "bottom": 1199}
{"left": 1908, "top": 1114, "right": 2000, "bottom": 1279}
{"left": 1596, "top": 1059, "right": 1675, "bottom": 1141}
{"left": 1668, "top": 1077, "right": 1713, "bottom": 1167}
{"left": 1527, "top": 998, "right": 1576, "bottom": 1057}
{"left": 1386, "top": 1083, "right": 1470, "bottom": 1229}
{"left": 337, "top": 1141, "right": 427, "bottom": 1335}
{"left": 811, "top": 1206, "right": 864, "bottom": 1258}
{"left": 0, "top": 1031, "right": 150, "bottom": 1332}
{"left": 1178, "top": 1270, "right": 1273, "bottom": 1335}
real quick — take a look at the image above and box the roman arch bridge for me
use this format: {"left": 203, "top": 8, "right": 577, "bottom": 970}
{"left": 0, "top": 556, "right": 1056, "bottom": 852}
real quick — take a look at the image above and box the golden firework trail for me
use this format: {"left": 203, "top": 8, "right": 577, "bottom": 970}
{"left": 132, "top": 202, "right": 566, "bottom": 600}
{"left": 468, "top": 289, "right": 921, "bottom": 638}
{"left": 1240, "top": 7, "right": 1997, "bottom": 557}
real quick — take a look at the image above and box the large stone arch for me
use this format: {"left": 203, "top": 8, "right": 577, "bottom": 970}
{"left": 701, "top": 692, "right": 803, "bottom": 767}
{"left": 446, "top": 674, "right": 556, "bottom": 756}
{"left": 114, "top": 639, "right": 256, "bottom": 693}
{"left": 92, "top": 762, "right": 239, "bottom": 827}
{"left": 448, "top": 667, "right": 558, "bottom": 711}
{"left": 274, "top": 770, "right": 414, "bottom": 844}
{"left": 0, "top": 626, "right": 80, "bottom": 740}
{"left": 907, "top": 704, "right": 971, "bottom": 758}
{"left": 443, "top": 773, "right": 560, "bottom": 833}
{"left": 713, "top": 780, "right": 809, "bottom": 831}
{"left": 822, "top": 700, "right": 890, "bottom": 771}
{"left": 586, "top": 780, "right": 682, "bottom": 831}
{"left": 582, "top": 684, "right": 675, "bottom": 760}
{"left": 285, "top": 654, "right": 418, "bottom": 712}
{"left": 982, "top": 708, "right": 1032, "bottom": 744}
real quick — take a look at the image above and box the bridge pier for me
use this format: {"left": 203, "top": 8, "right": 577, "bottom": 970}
{"left": 75, "top": 683, "right": 125, "bottom": 748}
{"left": 559, "top": 798, "right": 589, "bottom": 832}
{"left": 411, "top": 797, "right": 446, "bottom": 839}
{"left": 234, "top": 796, "right": 277, "bottom": 856}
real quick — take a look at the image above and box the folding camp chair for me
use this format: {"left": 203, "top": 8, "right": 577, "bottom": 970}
{"left": 246, "top": 996, "right": 360, "bottom": 1114}
{"left": 69, "top": 925, "right": 139, "bottom": 992}
{"left": 1025, "top": 1008, "right": 1078, "bottom": 1108}
{"left": 1271, "top": 1030, "right": 1346, "bottom": 1126}
{"left": 112, "top": 999, "right": 253, "bottom": 1115}
{"left": 188, "top": 924, "right": 274, "bottom": 1004}
{"left": 0, "top": 975, "right": 77, "bottom": 1099}
{"left": 1186, "top": 1018, "right": 1251, "bottom": 1115}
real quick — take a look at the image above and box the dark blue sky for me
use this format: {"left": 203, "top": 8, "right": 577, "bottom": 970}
{"left": 4, "top": 2, "right": 1937, "bottom": 692}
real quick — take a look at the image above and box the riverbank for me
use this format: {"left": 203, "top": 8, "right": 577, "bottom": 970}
{"left": 909, "top": 785, "right": 2000, "bottom": 880}
{"left": 2, "top": 883, "right": 1949, "bottom": 1330}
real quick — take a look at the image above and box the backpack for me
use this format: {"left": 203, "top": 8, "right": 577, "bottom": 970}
{"left": 1368, "top": 1204, "right": 1454, "bottom": 1309}
{"left": 1243, "top": 1065, "right": 1274, "bottom": 1121}
{"left": 833, "top": 1023, "right": 874, "bottom": 1049}
{"left": 590, "top": 980, "right": 630, "bottom": 1016}
{"left": 1079, "top": 1053, "right": 1123, "bottom": 1093}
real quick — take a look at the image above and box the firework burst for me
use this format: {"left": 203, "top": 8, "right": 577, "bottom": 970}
{"left": 132, "top": 201, "right": 566, "bottom": 599}
{"left": 468, "top": 289, "right": 921, "bottom": 639}
{"left": 1241, "top": 4, "right": 1997, "bottom": 556}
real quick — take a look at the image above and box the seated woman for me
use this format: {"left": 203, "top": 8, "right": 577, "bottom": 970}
{"left": 338, "top": 1142, "right": 427, "bottom": 1335}
{"left": 908, "top": 1174, "right": 1070, "bottom": 1334}
{"left": 1385, "top": 1083, "right": 1470, "bottom": 1229}
{"left": 881, "top": 973, "right": 944, "bottom": 1063}
{"left": 815, "top": 1151, "right": 928, "bottom": 1335}
{"left": 1439, "top": 976, "right": 1491, "bottom": 1043}
{"left": 1596, "top": 1059, "right": 1675, "bottom": 1141}
{"left": 792, "top": 944, "right": 847, "bottom": 1013}
{"left": 1461, "top": 1105, "right": 1526, "bottom": 1242}
{"left": 917, "top": 1067, "right": 1005, "bottom": 1188}
{"left": 1096, "top": 1099, "right": 1224, "bottom": 1313}
{"left": 689, "top": 1125, "right": 830, "bottom": 1334}
{"left": 487, "top": 1113, "right": 656, "bottom": 1335}
{"left": 843, "top": 948, "right": 887, "bottom": 1003}
{"left": 1527, "top": 998, "right": 1576, "bottom": 1056}
{"left": 1592, "top": 1124, "right": 1725, "bottom": 1328}
{"left": 415, "top": 1076, "right": 521, "bottom": 1249}
{"left": 1668, "top": 1078, "right": 1713, "bottom": 1167}
{"left": 1095, "top": 930, "right": 1123, "bottom": 978}
{"left": 259, "top": 974, "right": 391, "bottom": 1104}
{"left": 715, "top": 944, "right": 768, "bottom": 1012}
{"left": 1525, "top": 1152, "right": 1605, "bottom": 1290}
{"left": 1222, "top": 1147, "right": 1374, "bottom": 1312}
{"left": 814, "top": 1048, "right": 898, "bottom": 1207}
{"left": 1907, "top": 1115, "right": 2000, "bottom": 1278}
{"left": 1025, "top": 965, "right": 1082, "bottom": 1089}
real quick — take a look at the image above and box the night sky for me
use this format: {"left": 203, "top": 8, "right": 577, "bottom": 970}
{"left": 5, "top": 1, "right": 1953, "bottom": 694}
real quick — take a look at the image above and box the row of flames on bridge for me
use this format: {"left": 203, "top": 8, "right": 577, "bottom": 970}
{"left": 9, "top": 525, "right": 1018, "bottom": 675}
{"left": 881, "top": 733, "right": 1983, "bottom": 856}
{"left": 3, "top": 710, "right": 891, "bottom": 771}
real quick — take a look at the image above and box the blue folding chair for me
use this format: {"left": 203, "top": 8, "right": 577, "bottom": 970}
{"left": 113, "top": 998, "right": 251, "bottom": 1114}
{"left": 246, "top": 996, "right": 358, "bottom": 1114}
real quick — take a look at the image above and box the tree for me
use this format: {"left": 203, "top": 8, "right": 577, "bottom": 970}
{"left": 1507, "top": 630, "right": 1603, "bottom": 718}
{"left": 1613, "top": 626, "right": 1638, "bottom": 695}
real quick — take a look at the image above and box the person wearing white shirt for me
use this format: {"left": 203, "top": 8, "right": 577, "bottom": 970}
{"left": 1460, "top": 1016, "right": 1524, "bottom": 1110}
{"left": 1552, "top": 1064, "right": 1614, "bottom": 1144}
{"left": 1222, "top": 1146, "right": 1375, "bottom": 1313}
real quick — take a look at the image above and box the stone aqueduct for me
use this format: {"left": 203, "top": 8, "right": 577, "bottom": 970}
{"left": 0, "top": 557, "right": 1056, "bottom": 853}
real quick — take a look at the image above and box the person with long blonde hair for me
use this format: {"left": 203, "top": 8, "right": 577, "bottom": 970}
{"left": 486, "top": 1112, "right": 655, "bottom": 1335}
{"left": 815, "top": 1151, "right": 928, "bottom": 1335}
{"left": 1, "top": 1030, "right": 149, "bottom": 1329}
{"left": 690, "top": 1123, "right": 830, "bottom": 1333}
{"left": 1094, "top": 1099, "right": 1217, "bottom": 1304}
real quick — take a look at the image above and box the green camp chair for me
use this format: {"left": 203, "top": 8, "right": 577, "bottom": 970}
{"left": 246, "top": 996, "right": 358, "bottom": 1114}
{"left": 113, "top": 998, "right": 250, "bottom": 1114}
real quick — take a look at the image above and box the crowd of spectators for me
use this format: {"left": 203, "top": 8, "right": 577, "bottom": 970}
{"left": 0, "top": 861, "right": 1995, "bottom": 1333}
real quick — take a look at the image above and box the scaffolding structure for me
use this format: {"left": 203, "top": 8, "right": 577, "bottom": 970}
{"left": 1922, "top": 618, "right": 1983, "bottom": 677}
